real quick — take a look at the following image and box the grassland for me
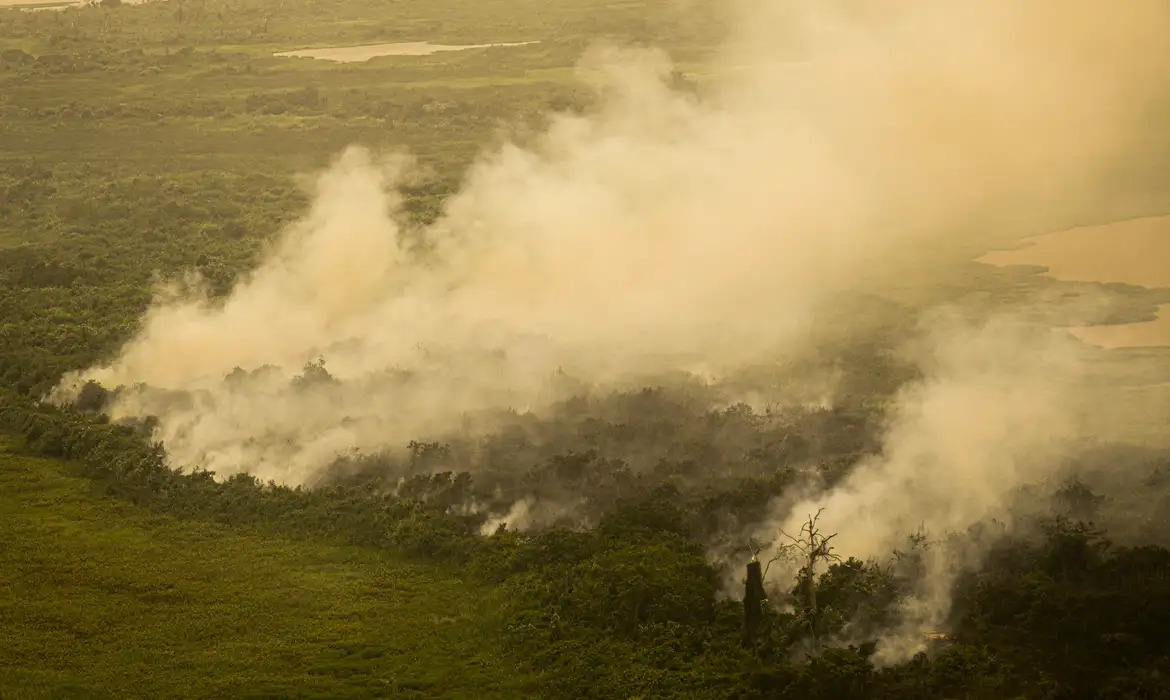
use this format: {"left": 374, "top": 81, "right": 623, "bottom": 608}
{"left": 0, "top": 437, "right": 529, "bottom": 699}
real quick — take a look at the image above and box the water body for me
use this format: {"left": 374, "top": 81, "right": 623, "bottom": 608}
{"left": 1070, "top": 305, "right": 1170, "bottom": 349}
{"left": 979, "top": 215, "right": 1170, "bottom": 348}
{"left": 1, "top": 0, "right": 78, "bottom": 8}
{"left": 274, "top": 41, "right": 538, "bottom": 63}
{"left": 2, "top": 0, "right": 148, "bottom": 10}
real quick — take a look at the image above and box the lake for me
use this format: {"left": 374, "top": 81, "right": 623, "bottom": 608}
{"left": 978, "top": 215, "right": 1170, "bottom": 348}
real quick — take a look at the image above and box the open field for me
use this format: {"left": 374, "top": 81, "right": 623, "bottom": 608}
{"left": 0, "top": 437, "right": 528, "bottom": 699}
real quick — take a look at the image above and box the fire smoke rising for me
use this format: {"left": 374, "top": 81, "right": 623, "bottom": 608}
{"left": 55, "top": 0, "right": 1170, "bottom": 658}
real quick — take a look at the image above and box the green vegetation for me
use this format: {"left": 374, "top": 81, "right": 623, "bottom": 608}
{"left": 0, "top": 437, "right": 529, "bottom": 699}
{"left": 5, "top": 388, "right": 1170, "bottom": 698}
{"left": 4, "top": 0, "right": 1170, "bottom": 697}
{"left": 0, "top": 0, "right": 722, "bottom": 395}
{"left": 2, "top": 0, "right": 1167, "bottom": 395}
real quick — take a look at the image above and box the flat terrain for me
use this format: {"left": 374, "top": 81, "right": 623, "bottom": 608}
{"left": 273, "top": 41, "right": 540, "bottom": 62}
{"left": 0, "top": 437, "right": 527, "bottom": 699}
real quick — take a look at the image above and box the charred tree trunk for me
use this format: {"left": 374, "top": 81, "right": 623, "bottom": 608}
{"left": 743, "top": 557, "right": 767, "bottom": 645}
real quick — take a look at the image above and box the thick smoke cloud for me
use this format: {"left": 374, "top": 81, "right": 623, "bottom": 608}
{"left": 52, "top": 0, "right": 1170, "bottom": 662}
{"left": 56, "top": 5, "right": 1170, "bottom": 658}
{"left": 753, "top": 312, "right": 1087, "bottom": 662}
{"left": 772, "top": 313, "right": 1082, "bottom": 557}
{"left": 62, "top": 1, "right": 1169, "bottom": 485}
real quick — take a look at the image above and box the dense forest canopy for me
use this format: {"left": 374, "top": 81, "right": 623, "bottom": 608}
{"left": 3, "top": 0, "right": 1170, "bottom": 697}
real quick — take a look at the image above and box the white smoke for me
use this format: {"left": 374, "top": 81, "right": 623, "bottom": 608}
{"left": 60, "top": 1, "right": 1169, "bottom": 485}
{"left": 48, "top": 0, "right": 1170, "bottom": 665}
{"left": 758, "top": 312, "right": 1087, "bottom": 662}
{"left": 50, "top": 11, "right": 1170, "bottom": 665}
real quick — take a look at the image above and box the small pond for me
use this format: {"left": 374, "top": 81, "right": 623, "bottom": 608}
{"left": 273, "top": 41, "right": 537, "bottom": 63}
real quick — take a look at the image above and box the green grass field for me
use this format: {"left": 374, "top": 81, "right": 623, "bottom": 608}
{"left": 0, "top": 437, "right": 530, "bottom": 699}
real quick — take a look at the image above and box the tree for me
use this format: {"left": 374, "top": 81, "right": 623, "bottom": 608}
{"left": 1052, "top": 476, "right": 1105, "bottom": 523}
{"left": 74, "top": 380, "right": 110, "bottom": 413}
{"left": 291, "top": 356, "right": 337, "bottom": 390}
{"left": 766, "top": 509, "right": 841, "bottom": 652}
{"left": 743, "top": 543, "right": 768, "bottom": 645}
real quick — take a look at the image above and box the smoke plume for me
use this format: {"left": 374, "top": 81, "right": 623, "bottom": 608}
{"left": 755, "top": 312, "right": 1088, "bottom": 662}
{"left": 55, "top": 3, "right": 1170, "bottom": 656}
{"left": 61, "top": 0, "right": 1169, "bottom": 483}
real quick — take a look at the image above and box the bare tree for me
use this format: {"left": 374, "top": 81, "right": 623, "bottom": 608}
{"left": 765, "top": 508, "right": 841, "bottom": 652}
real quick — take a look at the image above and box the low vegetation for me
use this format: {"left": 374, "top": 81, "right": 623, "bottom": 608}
{"left": 5, "top": 390, "right": 1170, "bottom": 698}
{"left": 0, "top": 436, "right": 530, "bottom": 699}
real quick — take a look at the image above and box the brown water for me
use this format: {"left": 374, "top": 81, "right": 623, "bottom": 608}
{"left": 274, "top": 41, "right": 537, "bottom": 63}
{"left": 1, "top": 0, "right": 78, "bottom": 8}
{"left": 1068, "top": 305, "right": 1170, "bottom": 349}
{"left": 978, "top": 215, "right": 1170, "bottom": 348}
{"left": 2, "top": 0, "right": 149, "bottom": 10}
